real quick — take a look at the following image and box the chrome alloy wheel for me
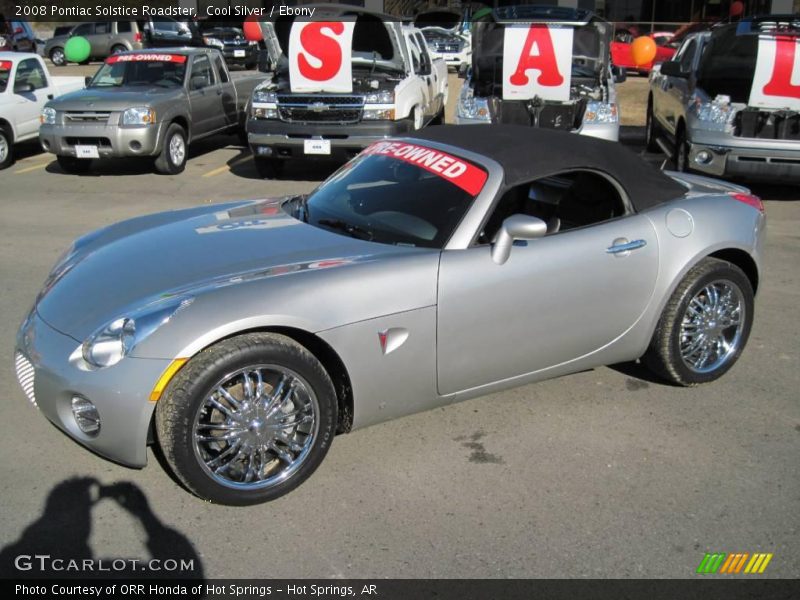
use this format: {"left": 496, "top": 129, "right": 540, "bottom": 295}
{"left": 192, "top": 366, "right": 319, "bottom": 490}
{"left": 169, "top": 133, "right": 185, "bottom": 166}
{"left": 679, "top": 280, "right": 745, "bottom": 373}
{"left": 0, "top": 135, "right": 8, "bottom": 163}
{"left": 51, "top": 48, "right": 65, "bottom": 65}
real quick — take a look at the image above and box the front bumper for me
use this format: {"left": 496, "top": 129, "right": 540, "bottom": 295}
{"left": 453, "top": 115, "right": 619, "bottom": 141}
{"left": 247, "top": 117, "right": 414, "bottom": 161}
{"left": 686, "top": 129, "right": 800, "bottom": 181}
{"left": 39, "top": 121, "right": 165, "bottom": 159}
{"left": 14, "top": 309, "right": 172, "bottom": 468}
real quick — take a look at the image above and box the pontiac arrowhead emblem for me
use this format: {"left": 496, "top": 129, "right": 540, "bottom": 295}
{"left": 378, "top": 328, "right": 409, "bottom": 355}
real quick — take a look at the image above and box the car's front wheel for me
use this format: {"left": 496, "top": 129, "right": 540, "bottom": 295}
{"left": 154, "top": 123, "right": 187, "bottom": 175}
{"left": 643, "top": 257, "right": 754, "bottom": 386}
{"left": 50, "top": 47, "right": 65, "bottom": 66}
{"left": 645, "top": 96, "right": 661, "bottom": 153}
{"left": 155, "top": 333, "right": 337, "bottom": 505}
{"left": 0, "top": 128, "right": 13, "bottom": 170}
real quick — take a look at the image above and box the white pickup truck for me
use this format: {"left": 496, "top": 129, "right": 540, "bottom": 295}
{"left": 247, "top": 6, "right": 448, "bottom": 176}
{"left": 0, "top": 52, "right": 84, "bottom": 169}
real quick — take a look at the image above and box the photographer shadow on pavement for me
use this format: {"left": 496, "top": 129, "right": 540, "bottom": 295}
{"left": 0, "top": 477, "right": 204, "bottom": 581}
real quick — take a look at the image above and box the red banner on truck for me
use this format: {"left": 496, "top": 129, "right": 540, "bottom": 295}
{"left": 106, "top": 54, "right": 188, "bottom": 64}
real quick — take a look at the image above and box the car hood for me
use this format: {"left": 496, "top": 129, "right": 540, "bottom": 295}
{"left": 47, "top": 86, "right": 177, "bottom": 111}
{"left": 36, "top": 198, "right": 423, "bottom": 340}
{"left": 471, "top": 11, "right": 611, "bottom": 89}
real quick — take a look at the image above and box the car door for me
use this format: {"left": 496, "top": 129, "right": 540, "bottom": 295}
{"left": 69, "top": 22, "right": 94, "bottom": 56}
{"left": 436, "top": 176, "right": 659, "bottom": 396}
{"left": 12, "top": 58, "right": 52, "bottom": 139}
{"left": 187, "top": 54, "right": 222, "bottom": 137}
{"left": 212, "top": 53, "right": 238, "bottom": 128}
{"left": 660, "top": 38, "right": 697, "bottom": 135}
{"left": 412, "top": 33, "right": 438, "bottom": 117}
{"left": 89, "top": 21, "right": 112, "bottom": 57}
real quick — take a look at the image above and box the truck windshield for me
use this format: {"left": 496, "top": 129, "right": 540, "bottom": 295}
{"left": 696, "top": 34, "right": 758, "bottom": 102}
{"left": 89, "top": 57, "right": 187, "bottom": 88}
{"left": 285, "top": 143, "right": 487, "bottom": 249}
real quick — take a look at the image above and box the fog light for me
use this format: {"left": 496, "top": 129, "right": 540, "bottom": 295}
{"left": 255, "top": 145, "right": 273, "bottom": 156}
{"left": 129, "top": 140, "right": 141, "bottom": 151}
{"left": 695, "top": 150, "right": 712, "bottom": 164}
{"left": 71, "top": 396, "right": 100, "bottom": 435}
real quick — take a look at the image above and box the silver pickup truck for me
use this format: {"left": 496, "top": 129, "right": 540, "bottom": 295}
{"left": 39, "top": 48, "right": 266, "bottom": 174}
{"left": 647, "top": 16, "right": 800, "bottom": 182}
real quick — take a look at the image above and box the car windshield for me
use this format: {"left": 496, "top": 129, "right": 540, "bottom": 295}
{"left": 89, "top": 56, "right": 187, "bottom": 88}
{"left": 284, "top": 143, "right": 488, "bottom": 248}
{"left": 0, "top": 62, "right": 10, "bottom": 93}
{"left": 696, "top": 33, "right": 759, "bottom": 102}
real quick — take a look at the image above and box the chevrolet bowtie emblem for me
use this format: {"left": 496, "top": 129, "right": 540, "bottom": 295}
{"left": 309, "top": 102, "right": 329, "bottom": 112}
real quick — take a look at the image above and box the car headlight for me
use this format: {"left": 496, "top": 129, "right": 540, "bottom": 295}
{"left": 41, "top": 107, "right": 56, "bottom": 125}
{"left": 364, "top": 90, "right": 394, "bottom": 104}
{"left": 121, "top": 107, "right": 156, "bottom": 126}
{"left": 584, "top": 101, "right": 619, "bottom": 124}
{"left": 252, "top": 106, "right": 278, "bottom": 119}
{"left": 252, "top": 89, "right": 277, "bottom": 104}
{"left": 203, "top": 36, "right": 224, "bottom": 50}
{"left": 690, "top": 93, "right": 736, "bottom": 132}
{"left": 363, "top": 107, "right": 395, "bottom": 120}
{"left": 81, "top": 297, "right": 193, "bottom": 368}
{"left": 456, "top": 85, "right": 490, "bottom": 121}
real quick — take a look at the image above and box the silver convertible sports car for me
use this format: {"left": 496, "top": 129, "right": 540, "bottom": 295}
{"left": 15, "top": 126, "right": 766, "bottom": 505}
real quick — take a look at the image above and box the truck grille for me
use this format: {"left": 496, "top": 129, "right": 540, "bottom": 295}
{"left": 65, "top": 111, "right": 112, "bottom": 124}
{"left": 14, "top": 352, "right": 37, "bottom": 408}
{"left": 434, "top": 42, "right": 463, "bottom": 53}
{"left": 734, "top": 109, "right": 800, "bottom": 140}
{"left": 276, "top": 94, "right": 364, "bottom": 124}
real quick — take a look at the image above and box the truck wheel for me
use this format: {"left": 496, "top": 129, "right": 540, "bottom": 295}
{"left": 50, "top": 47, "right": 66, "bottom": 66}
{"left": 255, "top": 157, "right": 284, "bottom": 179}
{"left": 412, "top": 106, "right": 424, "bottom": 130}
{"left": 155, "top": 332, "right": 337, "bottom": 505}
{"left": 56, "top": 155, "right": 91, "bottom": 174}
{"left": 155, "top": 124, "right": 187, "bottom": 175}
{"left": 645, "top": 96, "right": 661, "bottom": 153}
{"left": 0, "top": 128, "right": 13, "bottom": 170}
{"left": 675, "top": 126, "right": 691, "bottom": 173}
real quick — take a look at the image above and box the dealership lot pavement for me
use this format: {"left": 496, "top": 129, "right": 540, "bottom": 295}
{"left": 1, "top": 68, "right": 798, "bottom": 579}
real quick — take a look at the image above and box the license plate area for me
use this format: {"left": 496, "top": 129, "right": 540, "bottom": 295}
{"left": 234, "top": 50, "right": 246, "bottom": 58}
{"left": 303, "top": 139, "right": 331, "bottom": 155}
{"left": 74, "top": 145, "right": 100, "bottom": 159}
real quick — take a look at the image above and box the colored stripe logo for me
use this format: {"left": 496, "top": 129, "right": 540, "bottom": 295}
{"left": 697, "top": 553, "right": 773, "bottom": 574}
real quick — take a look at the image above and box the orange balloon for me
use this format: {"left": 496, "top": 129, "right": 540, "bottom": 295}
{"left": 631, "top": 36, "right": 657, "bottom": 66}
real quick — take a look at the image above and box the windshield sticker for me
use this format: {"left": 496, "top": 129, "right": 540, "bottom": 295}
{"left": 503, "top": 24, "right": 574, "bottom": 101}
{"left": 289, "top": 21, "right": 355, "bottom": 93}
{"left": 749, "top": 35, "right": 800, "bottom": 109}
{"left": 364, "top": 141, "right": 488, "bottom": 196}
{"left": 0, "top": 61, "right": 12, "bottom": 70}
{"left": 106, "top": 54, "right": 188, "bottom": 64}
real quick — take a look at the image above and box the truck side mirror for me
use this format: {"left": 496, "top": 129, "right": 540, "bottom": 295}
{"left": 84, "top": 76, "right": 93, "bottom": 87}
{"left": 257, "top": 49, "right": 271, "bottom": 73}
{"left": 660, "top": 60, "right": 689, "bottom": 78}
{"left": 491, "top": 215, "right": 547, "bottom": 265}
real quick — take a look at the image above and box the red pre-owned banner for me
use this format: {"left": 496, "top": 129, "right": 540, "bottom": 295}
{"left": 106, "top": 53, "right": 188, "bottom": 64}
{"left": 0, "top": 61, "right": 12, "bottom": 70}
{"left": 363, "top": 141, "right": 488, "bottom": 196}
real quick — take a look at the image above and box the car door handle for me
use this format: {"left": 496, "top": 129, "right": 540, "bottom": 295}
{"left": 607, "top": 239, "right": 647, "bottom": 254}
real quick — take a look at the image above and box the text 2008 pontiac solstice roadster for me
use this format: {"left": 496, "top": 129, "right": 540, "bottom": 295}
{"left": 15, "top": 126, "right": 765, "bottom": 505}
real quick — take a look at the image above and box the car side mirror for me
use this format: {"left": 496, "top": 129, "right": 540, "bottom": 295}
{"left": 190, "top": 75, "right": 207, "bottom": 90}
{"left": 458, "top": 63, "right": 469, "bottom": 79}
{"left": 612, "top": 65, "right": 627, "bottom": 83}
{"left": 491, "top": 214, "right": 547, "bottom": 265}
{"left": 660, "top": 60, "right": 688, "bottom": 78}
{"left": 84, "top": 76, "right": 93, "bottom": 87}
{"left": 14, "top": 81, "right": 35, "bottom": 94}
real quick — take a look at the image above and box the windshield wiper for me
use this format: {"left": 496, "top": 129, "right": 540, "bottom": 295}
{"left": 317, "top": 218, "right": 373, "bottom": 241}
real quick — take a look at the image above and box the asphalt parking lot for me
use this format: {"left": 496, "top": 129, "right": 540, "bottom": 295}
{"left": 1, "top": 65, "right": 798, "bottom": 579}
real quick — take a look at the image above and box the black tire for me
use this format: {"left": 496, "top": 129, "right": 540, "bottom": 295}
{"left": 50, "top": 47, "right": 66, "bottom": 66}
{"left": 110, "top": 44, "right": 128, "bottom": 55}
{"left": 155, "top": 333, "right": 337, "bottom": 505}
{"left": 57, "top": 155, "right": 91, "bottom": 174}
{"left": 430, "top": 107, "right": 445, "bottom": 126}
{"left": 643, "top": 257, "right": 754, "bottom": 386}
{"left": 674, "top": 124, "right": 690, "bottom": 173}
{"left": 154, "top": 123, "right": 187, "bottom": 175}
{"left": 254, "top": 157, "right": 284, "bottom": 179}
{"left": 0, "top": 128, "right": 14, "bottom": 170}
{"left": 645, "top": 95, "right": 661, "bottom": 153}
{"left": 245, "top": 61, "right": 257, "bottom": 70}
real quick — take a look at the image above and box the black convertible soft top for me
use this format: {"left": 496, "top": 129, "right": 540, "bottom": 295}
{"left": 406, "top": 125, "right": 687, "bottom": 211}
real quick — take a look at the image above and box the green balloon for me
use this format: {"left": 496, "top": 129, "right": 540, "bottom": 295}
{"left": 64, "top": 36, "right": 91, "bottom": 64}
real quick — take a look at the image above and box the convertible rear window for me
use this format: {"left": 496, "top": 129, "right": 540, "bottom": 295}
{"left": 286, "top": 145, "right": 487, "bottom": 249}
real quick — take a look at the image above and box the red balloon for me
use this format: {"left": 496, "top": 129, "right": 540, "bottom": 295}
{"left": 631, "top": 36, "right": 657, "bottom": 67}
{"left": 730, "top": 1, "right": 744, "bottom": 17}
{"left": 243, "top": 16, "right": 263, "bottom": 42}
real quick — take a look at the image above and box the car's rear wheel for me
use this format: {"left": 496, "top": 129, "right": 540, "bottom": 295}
{"left": 56, "top": 155, "right": 91, "bottom": 174}
{"left": 50, "top": 47, "right": 65, "bottom": 66}
{"left": 154, "top": 123, "right": 187, "bottom": 175}
{"left": 110, "top": 44, "right": 128, "bottom": 55}
{"left": 0, "top": 128, "right": 13, "bottom": 170}
{"left": 156, "top": 333, "right": 337, "bottom": 505}
{"left": 643, "top": 257, "right": 754, "bottom": 386}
